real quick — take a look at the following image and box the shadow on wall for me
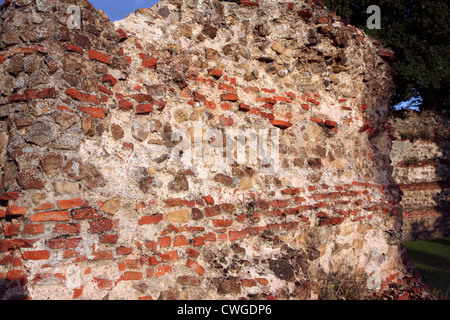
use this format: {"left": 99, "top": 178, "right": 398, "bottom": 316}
{"left": 432, "top": 113, "right": 450, "bottom": 239}
{"left": 0, "top": 279, "right": 29, "bottom": 300}
{"left": 403, "top": 111, "right": 450, "bottom": 240}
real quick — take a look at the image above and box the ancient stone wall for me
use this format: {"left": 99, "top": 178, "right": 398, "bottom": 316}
{"left": 0, "top": 0, "right": 431, "bottom": 300}
{"left": 390, "top": 110, "right": 450, "bottom": 241}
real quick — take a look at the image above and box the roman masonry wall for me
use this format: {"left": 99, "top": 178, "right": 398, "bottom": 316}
{"left": 0, "top": 0, "right": 432, "bottom": 300}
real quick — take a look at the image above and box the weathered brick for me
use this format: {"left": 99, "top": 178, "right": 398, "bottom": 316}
{"left": 271, "top": 120, "right": 292, "bottom": 130}
{"left": 47, "top": 237, "right": 82, "bottom": 249}
{"left": 122, "top": 271, "right": 143, "bottom": 281}
{"left": 142, "top": 58, "right": 157, "bottom": 68}
{"left": 173, "top": 235, "right": 189, "bottom": 247}
{"left": 158, "top": 236, "right": 171, "bottom": 248}
{"left": 57, "top": 198, "right": 83, "bottom": 210}
{"left": 78, "top": 106, "right": 104, "bottom": 118}
{"left": 23, "top": 224, "right": 45, "bottom": 235}
{"left": 221, "top": 93, "right": 239, "bottom": 101}
{"left": 54, "top": 223, "right": 81, "bottom": 235}
{"left": 66, "top": 89, "right": 99, "bottom": 104}
{"left": 207, "top": 68, "right": 223, "bottom": 79}
{"left": 6, "top": 205, "right": 27, "bottom": 217}
{"left": 88, "top": 50, "right": 111, "bottom": 64}
{"left": 72, "top": 208, "right": 103, "bottom": 220}
{"left": 23, "top": 250, "right": 50, "bottom": 260}
{"left": 88, "top": 219, "right": 114, "bottom": 233}
{"left": 138, "top": 214, "right": 163, "bottom": 225}
{"left": 187, "top": 259, "right": 205, "bottom": 275}
{"left": 30, "top": 210, "right": 70, "bottom": 222}
{"left": 136, "top": 104, "right": 154, "bottom": 114}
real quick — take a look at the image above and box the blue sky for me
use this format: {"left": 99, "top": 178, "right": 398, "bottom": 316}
{"left": 89, "top": 0, "right": 159, "bottom": 21}
{"left": 0, "top": 0, "right": 159, "bottom": 22}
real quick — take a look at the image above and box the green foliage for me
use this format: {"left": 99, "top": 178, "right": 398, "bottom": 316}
{"left": 323, "top": 0, "right": 450, "bottom": 111}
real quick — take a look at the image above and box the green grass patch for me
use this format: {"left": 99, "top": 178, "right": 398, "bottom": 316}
{"left": 403, "top": 238, "right": 450, "bottom": 299}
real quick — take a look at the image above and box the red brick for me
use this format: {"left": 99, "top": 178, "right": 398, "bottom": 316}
{"left": 153, "top": 265, "right": 172, "bottom": 277}
{"left": 23, "top": 224, "right": 45, "bottom": 235}
{"left": 99, "top": 234, "right": 118, "bottom": 244}
{"left": 203, "top": 196, "right": 215, "bottom": 205}
{"left": 310, "top": 117, "right": 324, "bottom": 125}
{"left": 23, "top": 88, "right": 56, "bottom": 100}
{"left": 116, "top": 28, "right": 128, "bottom": 41}
{"left": 317, "top": 16, "right": 329, "bottom": 24}
{"left": 99, "top": 85, "right": 114, "bottom": 95}
{"left": 205, "top": 100, "right": 216, "bottom": 109}
{"left": 242, "top": 279, "right": 257, "bottom": 287}
{"left": 0, "top": 240, "right": 11, "bottom": 252}
{"left": 6, "top": 205, "right": 27, "bottom": 216}
{"left": 218, "top": 82, "right": 235, "bottom": 93}
{"left": 5, "top": 224, "right": 21, "bottom": 237}
{"left": 94, "top": 277, "right": 114, "bottom": 290}
{"left": 256, "top": 278, "right": 269, "bottom": 285}
{"left": 246, "top": 107, "right": 258, "bottom": 115}
{"left": 212, "top": 219, "right": 233, "bottom": 227}
{"left": 136, "top": 104, "right": 154, "bottom": 114}
{"left": 142, "top": 58, "right": 157, "bottom": 68}
{"left": 91, "top": 250, "right": 113, "bottom": 261}
{"left": 34, "top": 202, "right": 54, "bottom": 211}
{"left": 243, "top": 86, "right": 259, "bottom": 93}
{"left": 238, "top": 103, "right": 250, "bottom": 112}
{"left": 298, "top": 9, "right": 312, "bottom": 19}
{"left": 261, "top": 112, "right": 275, "bottom": 120}
{"left": 23, "top": 250, "right": 50, "bottom": 260}
{"left": 221, "top": 93, "right": 239, "bottom": 101}
{"left": 138, "top": 214, "right": 163, "bottom": 225}
{"left": 66, "top": 89, "right": 99, "bottom": 104}
{"left": 173, "top": 235, "right": 189, "bottom": 247}
{"left": 103, "top": 74, "right": 118, "bottom": 86}
{"left": 77, "top": 106, "right": 104, "bottom": 118}
{"left": 271, "top": 120, "right": 292, "bottom": 130}
{"left": 30, "top": 210, "right": 70, "bottom": 222}
{"left": 158, "top": 236, "right": 171, "bottom": 248}
{"left": 219, "top": 115, "right": 234, "bottom": 126}
{"left": 229, "top": 229, "right": 247, "bottom": 242}
{"left": 65, "top": 43, "right": 83, "bottom": 54}
{"left": 273, "top": 96, "right": 293, "bottom": 103}
{"left": 0, "top": 191, "right": 20, "bottom": 200}
{"left": 72, "top": 208, "right": 103, "bottom": 220}
{"left": 122, "top": 271, "right": 143, "bottom": 281}
{"left": 208, "top": 68, "right": 223, "bottom": 79}
{"left": 324, "top": 120, "right": 338, "bottom": 128}
{"left": 116, "top": 247, "right": 133, "bottom": 255}
{"left": 48, "top": 237, "right": 82, "bottom": 249}
{"left": 118, "top": 99, "right": 133, "bottom": 110}
{"left": 187, "top": 259, "right": 205, "bottom": 275}
{"left": 219, "top": 102, "right": 231, "bottom": 110}
{"left": 192, "top": 236, "right": 205, "bottom": 246}
{"left": 6, "top": 270, "right": 25, "bottom": 281}
{"left": 88, "top": 50, "right": 111, "bottom": 64}
{"left": 88, "top": 219, "right": 114, "bottom": 233}
{"left": 54, "top": 223, "right": 81, "bottom": 235}
{"left": 159, "top": 251, "right": 178, "bottom": 262}
{"left": 205, "top": 205, "right": 221, "bottom": 217}
{"left": 12, "top": 239, "right": 37, "bottom": 249}
{"left": 307, "top": 98, "right": 320, "bottom": 106}
{"left": 57, "top": 198, "right": 83, "bottom": 210}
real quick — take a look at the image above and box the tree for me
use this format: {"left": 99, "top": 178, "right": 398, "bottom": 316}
{"left": 323, "top": 0, "right": 449, "bottom": 111}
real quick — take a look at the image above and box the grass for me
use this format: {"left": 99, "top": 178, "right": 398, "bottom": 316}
{"left": 402, "top": 238, "right": 450, "bottom": 299}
